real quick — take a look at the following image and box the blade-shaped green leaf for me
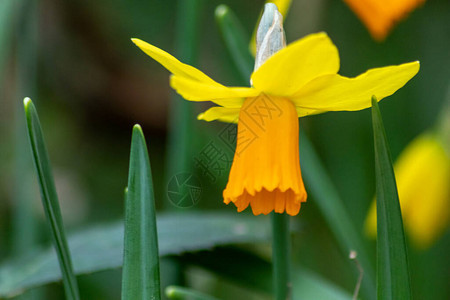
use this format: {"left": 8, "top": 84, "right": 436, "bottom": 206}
{"left": 371, "top": 97, "right": 411, "bottom": 300}
{"left": 166, "top": 286, "right": 219, "bottom": 300}
{"left": 215, "top": 7, "right": 376, "bottom": 298}
{"left": 0, "top": 212, "right": 272, "bottom": 298}
{"left": 215, "top": 5, "right": 254, "bottom": 82}
{"left": 179, "top": 247, "right": 353, "bottom": 300}
{"left": 23, "top": 98, "right": 80, "bottom": 300}
{"left": 122, "top": 125, "right": 161, "bottom": 300}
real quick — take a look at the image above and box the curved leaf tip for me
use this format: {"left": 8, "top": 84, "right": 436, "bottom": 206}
{"left": 215, "top": 4, "right": 228, "bottom": 19}
{"left": 23, "top": 97, "right": 32, "bottom": 107}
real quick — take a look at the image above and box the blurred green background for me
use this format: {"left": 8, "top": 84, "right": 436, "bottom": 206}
{"left": 0, "top": 0, "right": 449, "bottom": 299}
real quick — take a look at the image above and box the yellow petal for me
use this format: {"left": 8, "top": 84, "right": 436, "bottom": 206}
{"left": 170, "top": 75, "right": 259, "bottom": 103}
{"left": 270, "top": 0, "right": 292, "bottom": 17}
{"left": 197, "top": 107, "right": 240, "bottom": 123}
{"left": 212, "top": 98, "right": 245, "bottom": 108}
{"left": 251, "top": 32, "right": 340, "bottom": 97}
{"left": 296, "top": 107, "right": 326, "bottom": 118}
{"left": 131, "top": 38, "right": 220, "bottom": 85}
{"left": 292, "top": 61, "right": 419, "bottom": 111}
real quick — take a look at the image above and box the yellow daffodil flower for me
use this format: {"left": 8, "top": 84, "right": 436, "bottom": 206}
{"left": 132, "top": 10, "right": 419, "bottom": 216}
{"left": 343, "top": 0, "right": 426, "bottom": 41}
{"left": 366, "top": 132, "right": 450, "bottom": 249}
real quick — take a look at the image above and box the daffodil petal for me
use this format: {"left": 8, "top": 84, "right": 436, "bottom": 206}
{"left": 197, "top": 107, "right": 240, "bottom": 123}
{"left": 132, "top": 38, "right": 220, "bottom": 85}
{"left": 213, "top": 98, "right": 245, "bottom": 108}
{"left": 295, "top": 107, "right": 326, "bottom": 118}
{"left": 251, "top": 32, "right": 340, "bottom": 96}
{"left": 270, "top": 0, "right": 292, "bottom": 17}
{"left": 292, "top": 61, "right": 420, "bottom": 111}
{"left": 170, "top": 75, "right": 259, "bottom": 103}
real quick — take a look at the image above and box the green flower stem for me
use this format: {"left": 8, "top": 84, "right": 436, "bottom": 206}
{"left": 272, "top": 213, "right": 292, "bottom": 300}
{"left": 162, "top": 0, "right": 204, "bottom": 288}
{"left": 12, "top": 0, "right": 39, "bottom": 255}
{"left": 164, "top": 0, "right": 203, "bottom": 209}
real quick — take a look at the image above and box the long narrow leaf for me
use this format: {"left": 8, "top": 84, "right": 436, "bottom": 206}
{"left": 215, "top": 5, "right": 254, "bottom": 82}
{"left": 0, "top": 212, "right": 272, "bottom": 298}
{"left": 371, "top": 97, "right": 411, "bottom": 300}
{"left": 23, "top": 98, "right": 80, "bottom": 300}
{"left": 122, "top": 125, "right": 161, "bottom": 300}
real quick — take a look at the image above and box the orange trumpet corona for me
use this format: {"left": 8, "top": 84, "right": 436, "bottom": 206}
{"left": 223, "top": 96, "right": 307, "bottom": 215}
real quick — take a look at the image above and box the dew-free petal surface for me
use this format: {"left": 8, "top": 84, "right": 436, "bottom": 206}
{"left": 291, "top": 61, "right": 419, "bottom": 111}
{"left": 198, "top": 106, "right": 240, "bottom": 123}
{"left": 170, "top": 76, "right": 259, "bottom": 102}
{"left": 251, "top": 32, "right": 340, "bottom": 97}
{"left": 132, "top": 38, "right": 220, "bottom": 85}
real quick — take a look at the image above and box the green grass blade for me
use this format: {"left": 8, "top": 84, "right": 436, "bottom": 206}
{"left": 165, "top": 286, "right": 219, "bottom": 300}
{"left": 122, "top": 125, "right": 161, "bottom": 300}
{"left": 371, "top": 97, "right": 411, "bottom": 300}
{"left": 23, "top": 98, "right": 80, "bottom": 300}
{"left": 215, "top": 5, "right": 254, "bottom": 82}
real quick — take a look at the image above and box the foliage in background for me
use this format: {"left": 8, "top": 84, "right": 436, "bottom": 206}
{"left": 0, "top": 0, "right": 449, "bottom": 299}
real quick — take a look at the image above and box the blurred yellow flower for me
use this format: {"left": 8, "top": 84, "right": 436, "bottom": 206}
{"left": 365, "top": 133, "right": 450, "bottom": 248}
{"left": 343, "top": 0, "right": 426, "bottom": 40}
{"left": 132, "top": 32, "right": 418, "bottom": 215}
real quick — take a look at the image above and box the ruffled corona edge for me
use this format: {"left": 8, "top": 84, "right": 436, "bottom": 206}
{"left": 223, "top": 95, "right": 307, "bottom": 216}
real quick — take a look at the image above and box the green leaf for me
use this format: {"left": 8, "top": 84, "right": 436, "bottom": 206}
{"left": 0, "top": 212, "right": 272, "bottom": 298}
{"left": 215, "top": 5, "right": 254, "bottom": 82}
{"left": 122, "top": 125, "right": 161, "bottom": 300}
{"left": 23, "top": 98, "right": 80, "bottom": 300}
{"left": 180, "top": 247, "right": 353, "bottom": 300}
{"left": 371, "top": 97, "right": 411, "bottom": 300}
{"left": 165, "top": 286, "right": 219, "bottom": 300}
